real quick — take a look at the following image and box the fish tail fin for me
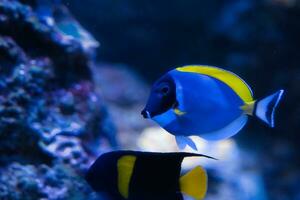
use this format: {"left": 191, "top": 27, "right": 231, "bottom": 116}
{"left": 254, "top": 89, "right": 284, "bottom": 127}
{"left": 175, "top": 136, "right": 197, "bottom": 151}
{"left": 179, "top": 166, "right": 207, "bottom": 200}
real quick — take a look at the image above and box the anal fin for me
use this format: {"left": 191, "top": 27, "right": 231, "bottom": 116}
{"left": 176, "top": 136, "right": 198, "bottom": 150}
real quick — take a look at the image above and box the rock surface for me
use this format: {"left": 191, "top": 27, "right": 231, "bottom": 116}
{"left": 0, "top": 0, "right": 115, "bottom": 199}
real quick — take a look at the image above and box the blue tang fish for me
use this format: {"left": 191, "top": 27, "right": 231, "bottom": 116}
{"left": 141, "top": 65, "right": 284, "bottom": 150}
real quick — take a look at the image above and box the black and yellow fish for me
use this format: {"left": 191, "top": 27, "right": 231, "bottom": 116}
{"left": 86, "top": 151, "right": 214, "bottom": 200}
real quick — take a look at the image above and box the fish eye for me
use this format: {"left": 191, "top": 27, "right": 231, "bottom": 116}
{"left": 154, "top": 82, "right": 170, "bottom": 95}
{"left": 161, "top": 86, "right": 169, "bottom": 94}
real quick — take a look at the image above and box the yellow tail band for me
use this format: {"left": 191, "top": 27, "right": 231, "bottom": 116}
{"left": 179, "top": 166, "right": 207, "bottom": 200}
{"left": 240, "top": 100, "right": 256, "bottom": 115}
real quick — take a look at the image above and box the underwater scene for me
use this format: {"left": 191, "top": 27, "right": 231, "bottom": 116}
{"left": 0, "top": 0, "right": 299, "bottom": 199}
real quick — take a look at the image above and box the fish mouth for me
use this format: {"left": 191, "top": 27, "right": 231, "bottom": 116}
{"left": 141, "top": 109, "right": 151, "bottom": 119}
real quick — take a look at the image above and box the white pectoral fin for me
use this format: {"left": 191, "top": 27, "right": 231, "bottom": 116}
{"left": 176, "top": 136, "right": 198, "bottom": 150}
{"left": 200, "top": 114, "right": 248, "bottom": 140}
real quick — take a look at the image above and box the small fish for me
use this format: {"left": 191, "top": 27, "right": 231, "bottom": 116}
{"left": 141, "top": 65, "right": 284, "bottom": 150}
{"left": 86, "top": 151, "right": 214, "bottom": 200}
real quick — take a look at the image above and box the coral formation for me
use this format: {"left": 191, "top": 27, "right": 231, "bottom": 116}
{"left": 0, "top": 0, "right": 115, "bottom": 199}
{"left": 0, "top": 163, "right": 98, "bottom": 200}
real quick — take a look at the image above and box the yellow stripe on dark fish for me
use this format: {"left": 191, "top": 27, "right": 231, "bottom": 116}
{"left": 117, "top": 155, "right": 137, "bottom": 199}
{"left": 176, "top": 65, "right": 254, "bottom": 103}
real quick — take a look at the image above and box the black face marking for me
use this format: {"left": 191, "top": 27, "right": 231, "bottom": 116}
{"left": 141, "top": 74, "right": 176, "bottom": 118}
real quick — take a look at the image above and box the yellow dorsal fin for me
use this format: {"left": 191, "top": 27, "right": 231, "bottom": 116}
{"left": 176, "top": 65, "right": 254, "bottom": 103}
{"left": 117, "top": 155, "right": 137, "bottom": 199}
{"left": 179, "top": 166, "right": 207, "bottom": 200}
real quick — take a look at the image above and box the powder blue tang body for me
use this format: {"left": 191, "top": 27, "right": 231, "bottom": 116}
{"left": 159, "top": 70, "right": 244, "bottom": 137}
{"left": 142, "top": 65, "right": 284, "bottom": 150}
{"left": 153, "top": 68, "right": 247, "bottom": 141}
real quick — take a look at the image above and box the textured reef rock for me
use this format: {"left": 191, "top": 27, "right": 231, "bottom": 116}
{"left": 0, "top": 163, "right": 98, "bottom": 200}
{"left": 0, "top": 0, "right": 116, "bottom": 199}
